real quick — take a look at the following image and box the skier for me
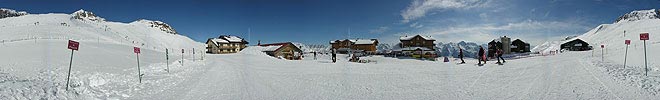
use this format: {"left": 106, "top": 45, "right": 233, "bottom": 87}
{"left": 331, "top": 49, "right": 337, "bottom": 63}
{"left": 313, "top": 52, "right": 317, "bottom": 60}
{"left": 478, "top": 46, "right": 486, "bottom": 65}
{"left": 496, "top": 48, "right": 506, "bottom": 64}
{"left": 458, "top": 47, "right": 465, "bottom": 64}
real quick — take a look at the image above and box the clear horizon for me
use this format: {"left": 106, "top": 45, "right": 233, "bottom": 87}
{"left": 2, "top": 0, "right": 659, "bottom": 45}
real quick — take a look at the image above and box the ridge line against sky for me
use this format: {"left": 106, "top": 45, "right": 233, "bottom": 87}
{"left": 1, "top": 0, "right": 659, "bottom": 46}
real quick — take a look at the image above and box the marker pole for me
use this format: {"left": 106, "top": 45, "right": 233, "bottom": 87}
{"left": 624, "top": 45, "right": 628, "bottom": 69}
{"left": 644, "top": 40, "right": 648, "bottom": 76}
{"left": 137, "top": 53, "right": 142, "bottom": 83}
{"left": 65, "top": 49, "right": 74, "bottom": 90}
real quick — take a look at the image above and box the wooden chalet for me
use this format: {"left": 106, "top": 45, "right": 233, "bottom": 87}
{"left": 561, "top": 38, "right": 592, "bottom": 51}
{"left": 329, "top": 39, "right": 379, "bottom": 54}
{"left": 206, "top": 35, "right": 249, "bottom": 54}
{"left": 259, "top": 42, "right": 303, "bottom": 60}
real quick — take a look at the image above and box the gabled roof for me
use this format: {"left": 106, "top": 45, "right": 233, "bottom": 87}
{"left": 392, "top": 47, "right": 433, "bottom": 51}
{"left": 207, "top": 38, "right": 229, "bottom": 46}
{"left": 215, "top": 35, "right": 248, "bottom": 43}
{"left": 562, "top": 38, "right": 588, "bottom": 45}
{"left": 329, "top": 39, "right": 378, "bottom": 45}
{"left": 400, "top": 35, "right": 435, "bottom": 41}
{"left": 354, "top": 39, "right": 378, "bottom": 45}
{"left": 259, "top": 42, "right": 302, "bottom": 52}
{"left": 220, "top": 35, "right": 244, "bottom": 42}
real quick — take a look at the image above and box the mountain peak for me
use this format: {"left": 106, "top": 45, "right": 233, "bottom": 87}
{"left": 614, "top": 9, "right": 660, "bottom": 23}
{"left": 134, "top": 19, "right": 179, "bottom": 34}
{"left": 0, "top": 8, "right": 29, "bottom": 19}
{"left": 71, "top": 9, "right": 105, "bottom": 22}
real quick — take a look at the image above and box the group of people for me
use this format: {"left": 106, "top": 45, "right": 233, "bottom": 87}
{"left": 327, "top": 45, "right": 507, "bottom": 65}
{"left": 476, "top": 46, "right": 505, "bottom": 65}
{"left": 456, "top": 45, "right": 506, "bottom": 65}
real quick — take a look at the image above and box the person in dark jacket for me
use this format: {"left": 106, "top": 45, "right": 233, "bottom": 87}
{"left": 459, "top": 47, "right": 465, "bottom": 64}
{"left": 478, "top": 46, "right": 486, "bottom": 64}
{"left": 496, "top": 48, "right": 506, "bottom": 64}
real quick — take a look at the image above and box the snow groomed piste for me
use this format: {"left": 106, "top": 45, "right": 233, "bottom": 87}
{"left": 1, "top": 8, "right": 659, "bottom": 99}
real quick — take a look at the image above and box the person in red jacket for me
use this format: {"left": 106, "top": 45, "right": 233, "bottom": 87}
{"left": 478, "top": 46, "right": 486, "bottom": 65}
{"left": 496, "top": 48, "right": 506, "bottom": 64}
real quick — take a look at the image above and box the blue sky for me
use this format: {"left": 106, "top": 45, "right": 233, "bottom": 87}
{"left": 1, "top": 0, "right": 659, "bottom": 45}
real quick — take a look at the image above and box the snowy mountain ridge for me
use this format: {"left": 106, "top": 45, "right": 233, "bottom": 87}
{"left": 436, "top": 41, "right": 485, "bottom": 58}
{"left": 0, "top": 8, "right": 28, "bottom": 19}
{"left": 134, "top": 19, "right": 179, "bottom": 34}
{"left": 71, "top": 9, "right": 105, "bottom": 22}
{"left": 615, "top": 9, "right": 660, "bottom": 23}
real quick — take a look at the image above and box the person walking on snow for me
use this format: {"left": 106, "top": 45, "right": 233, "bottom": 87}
{"left": 331, "top": 49, "right": 337, "bottom": 63}
{"left": 496, "top": 48, "right": 506, "bottom": 64}
{"left": 478, "top": 46, "right": 486, "bottom": 65}
{"left": 459, "top": 47, "right": 465, "bottom": 64}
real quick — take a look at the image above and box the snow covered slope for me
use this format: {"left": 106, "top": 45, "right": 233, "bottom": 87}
{"left": 0, "top": 8, "right": 204, "bottom": 99}
{"left": 0, "top": 9, "right": 202, "bottom": 51}
{"left": 532, "top": 9, "right": 660, "bottom": 95}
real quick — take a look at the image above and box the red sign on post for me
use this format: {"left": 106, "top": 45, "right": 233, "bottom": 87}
{"left": 625, "top": 40, "right": 631, "bottom": 45}
{"left": 134, "top": 47, "right": 141, "bottom": 54}
{"left": 640, "top": 33, "right": 649, "bottom": 40}
{"left": 68, "top": 40, "right": 79, "bottom": 50}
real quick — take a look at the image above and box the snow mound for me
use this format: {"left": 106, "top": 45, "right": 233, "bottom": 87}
{"left": 0, "top": 8, "right": 28, "bottom": 19}
{"left": 531, "top": 41, "right": 559, "bottom": 53}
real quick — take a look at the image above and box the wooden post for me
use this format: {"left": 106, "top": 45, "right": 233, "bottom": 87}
{"left": 624, "top": 45, "right": 628, "bottom": 68}
{"left": 166, "top": 48, "right": 169, "bottom": 73}
{"left": 136, "top": 53, "right": 141, "bottom": 83}
{"left": 624, "top": 40, "right": 630, "bottom": 69}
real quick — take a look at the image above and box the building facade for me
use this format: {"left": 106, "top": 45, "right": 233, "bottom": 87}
{"left": 259, "top": 42, "right": 303, "bottom": 60}
{"left": 206, "top": 35, "right": 248, "bottom": 54}
{"left": 511, "top": 39, "right": 531, "bottom": 53}
{"left": 329, "top": 39, "right": 379, "bottom": 53}
{"left": 399, "top": 35, "right": 436, "bottom": 50}
{"left": 561, "top": 38, "right": 592, "bottom": 51}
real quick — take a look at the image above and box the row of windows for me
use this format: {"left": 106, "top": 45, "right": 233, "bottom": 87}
{"left": 217, "top": 43, "right": 243, "bottom": 47}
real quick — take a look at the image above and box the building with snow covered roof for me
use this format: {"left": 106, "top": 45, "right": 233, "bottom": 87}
{"left": 398, "top": 35, "right": 435, "bottom": 51}
{"left": 259, "top": 42, "right": 303, "bottom": 60}
{"left": 488, "top": 36, "right": 512, "bottom": 57}
{"left": 487, "top": 36, "right": 531, "bottom": 57}
{"left": 560, "top": 38, "right": 592, "bottom": 51}
{"left": 511, "top": 39, "right": 531, "bottom": 53}
{"left": 394, "top": 35, "right": 437, "bottom": 58}
{"left": 206, "top": 35, "right": 249, "bottom": 54}
{"left": 329, "top": 39, "right": 379, "bottom": 54}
